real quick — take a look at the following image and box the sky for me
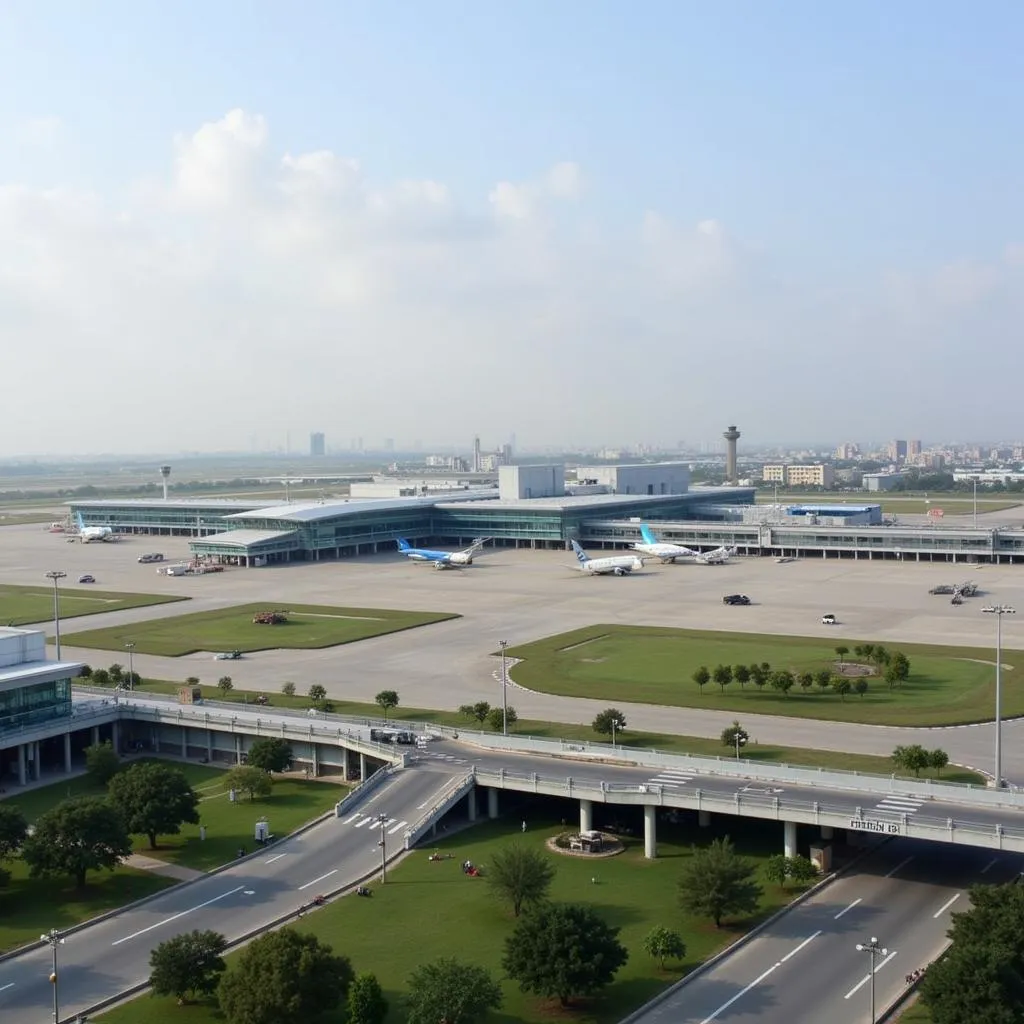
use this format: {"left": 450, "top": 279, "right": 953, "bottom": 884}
{"left": 1, "top": 0, "right": 1023, "bottom": 457}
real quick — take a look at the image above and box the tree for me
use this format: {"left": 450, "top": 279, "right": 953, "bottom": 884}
{"left": 815, "top": 669, "right": 832, "bottom": 692}
{"left": 693, "top": 665, "right": 710, "bottom": 695}
{"left": 375, "top": 689, "right": 399, "bottom": 719}
{"left": 108, "top": 663, "right": 124, "bottom": 684}
{"left": 890, "top": 651, "right": 911, "bottom": 684}
{"left": 892, "top": 744, "right": 932, "bottom": 777}
{"left": 930, "top": 748, "right": 950, "bottom": 776}
{"left": 85, "top": 740, "right": 121, "bottom": 785}
{"left": 642, "top": 925, "right": 686, "bottom": 970}
{"left": 721, "top": 721, "right": 749, "bottom": 753}
{"left": 458, "top": 702, "right": 491, "bottom": 723}
{"left": 108, "top": 762, "right": 201, "bottom": 850}
{"left": 832, "top": 678, "right": 852, "bottom": 701}
{"left": 592, "top": 707, "right": 627, "bottom": 737}
{"left": 712, "top": 664, "right": 733, "bottom": 694}
{"left": 487, "top": 842, "right": 556, "bottom": 917}
{"left": 226, "top": 764, "right": 273, "bottom": 801}
{"left": 770, "top": 670, "right": 794, "bottom": 697}
{"left": 281, "top": 681, "right": 296, "bottom": 697}
{"left": 677, "top": 836, "right": 763, "bottom": 928}
{"left": 405, "top": 957, "right": 502, "bottom": 1024}
{"left": 733, "top": 664, "right": 751, "bottom": 689}
{"left": 218, "top": 929, "right": 353, "bottom": 1024}
{"left": 21, "top": 797, "right": 131, "bottom": 887}
{"left": 185, "top": 676, "right": 200, "bottom": 688}
{"left": 246, "top": 738, "right": 293, "bottom": 774}
{"left": 884, "top": 663, "right": 902, "bottom": 690}
{"left": 486, "top": 705, "right": 517, "bottom": 731}
{"left": 217, "top": 675, "right": 234, "bottom": 695}
{"left": 502, "top": 903, "right": 628, "bottom": 1007}
{"left": 765, "top": 853, "right": 790, "bottom": 889}
{"left": 853, "top": 645, "right": 866, "bottom": 658}
{"left": 149, "top": 929, "right": 227, "bottom": 1002}
{"left": 787, "top": 854, "right": 818, "bottom": 886}
{"left": 91, "top": 668, "right": 111, "bottom": 686}
{"left": 347, "top": 972, "right": 388, "bottom": 1024}
{"left": 835, "top": 646, "right": 849, "bottom": 667}
{"left": 308, "top": 683, "right": 327, "bottom": 705}
{"left": 854, "top": 678, "right": 869, "bottom": 698}
{"left": 750, "top": 663, "right": 768, "bottom": 691}
{"left": 860, "top": 643, "right": 876, "bottom": 661}
{"left": 0, "top": 805, "right": 28, "bottom": 862}
{"left": 798, "top": 671, "right": 814, "bottom": 693}
{"left": 872, "top": 645, "right": 891, "bottom": 669}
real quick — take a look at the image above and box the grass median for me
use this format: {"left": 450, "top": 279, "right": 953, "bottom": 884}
{"left": 61, "top": 602, "right": 459, "bottom": 656}
{"left": 501, "top": 625, "right": 1020, "bottom": 727}
{"left": 0, "top": 583, "right": 187, "bottom": 627}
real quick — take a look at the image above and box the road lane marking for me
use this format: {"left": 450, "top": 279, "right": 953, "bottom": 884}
{"left": 981, "top": 857, "right": 999, "bottom": 874}
{"left": 934, "top": 893, "right": 961, "bottom": 918}
{"left": 353, "top": 817, "right": 372, "bottom": 828}
{"left": 112, "top": 886, "right": 245, "bottom": 945}
{"left": 834, "top": 898, "right": 862, "bottom": 920}
{"left": 885, "top": 856, "right": 915, "bottom": 878}
{"left": 698, "top": 932, "right": 821, "bottom": 1022}
{"left": 298, "top": 870, "right": 337, "bottom": 891}
{"left": 387, "top": 820, "right": 408, "bottom": 834}
{"left": 780, "top": 930, "right": 821, "bottom": 962}
{"left": 844, "top": 951, "right": 898, "bottom": 1000}
{"left": 341, "top": 813, "right": 362, "bottom": 824}
{"left": 417, "top": 800, "right": 429, "bottom": 809}
{"left": 265, "top": 854, "right": 286, "bottom": 864}
{"left": 0, "top": 982, "right": 13, "bottom": 993}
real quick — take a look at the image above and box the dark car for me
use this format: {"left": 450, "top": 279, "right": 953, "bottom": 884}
{"left": 78, "top": 574, "right": 96, "bottom": 584}
{"left": 214, "top": 650, "right": 243, "bottom": 661}
{"left": 723, "top": 594, "right": 750, "bottom": 606}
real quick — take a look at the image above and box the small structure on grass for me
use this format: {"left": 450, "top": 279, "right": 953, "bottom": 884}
{"left": 547, "top": 830, "right": 624, "bottom": 859}
{"left": 253, "top": 610, "right": 288, "bottom": 625}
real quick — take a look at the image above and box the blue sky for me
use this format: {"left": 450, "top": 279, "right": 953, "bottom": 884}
{"left": 1, "top": 2, "right": 1023, "bottom": 453}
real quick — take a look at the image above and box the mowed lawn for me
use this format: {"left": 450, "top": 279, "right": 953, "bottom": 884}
{"left": 0, "top": 583, "right": 187, "bottom": 626}
{"left": 97, "top": 815, "right": 812, "bottom": 1024}
{"left": 505, "top": 625, "right": 1018, "bottom": 726}
{"left": 61, "top": 602, "right": 460, "bottom": 656}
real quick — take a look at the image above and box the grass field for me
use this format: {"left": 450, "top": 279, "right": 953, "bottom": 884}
{"left": 75, "top": 680, "right": 986, "bottom": 784}
{"left": 895, "top": 1000, "right": 931, "bottom": 1022}
{"left": 755, "top": 492, "right": 1021, "bottom": 516}
{"left": 0, "top": 583, "right": 188, "bottom": 627}
{"left": 62, "top": 602, "right": 460, "bottom": 656}
{"left": 96, "top": 815, "right": 815, "bottom": 1024}
{"left": 503, "top": 625, "right": 1019, "bottom": 727}
{"left": 0, "top": 512, "right": 57, "bottom": 526}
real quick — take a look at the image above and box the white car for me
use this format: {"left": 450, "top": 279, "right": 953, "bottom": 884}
{"left": 821, "top": 614, "right": 837, "bottom": 625}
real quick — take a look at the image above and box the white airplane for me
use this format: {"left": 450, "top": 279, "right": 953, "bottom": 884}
{"left": 74, "top": 512, "right": 115, "bottom": 543}
{"left": 632, "top": 524, "right": 698, "bottom": 564}
{"left": 570, "top": 540, "right": 644, "bottom": 576}
{"left": 396, "top": 537, "right": 490, "bottom": 569}
{"left": 694, "top": 545, "right": 737, "bottom": 565}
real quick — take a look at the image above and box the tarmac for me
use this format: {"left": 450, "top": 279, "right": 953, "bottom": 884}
{"left": 5, "top": 521, "right": 1024, "bottom": 780}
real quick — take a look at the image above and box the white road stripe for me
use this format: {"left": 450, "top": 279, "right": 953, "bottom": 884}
{"left": 112, "top": 886, "right": 245, "bottom": 945}
{"left": 417, "top": 800, "right": 429, "bottom": 809}
{"left": 353, "top": 817, "right": 373, "bottom": 828}
{"left": 388, "top": 820, "right": 408, "bottom": 835}
{"left": 981, "top": 857, "right": 999, "bottom": 874}
{"left": 885, "top": 855, "right": 914, "bottom": 878}
{"left": 834, "top": 898, "right": 861, "bottom": 920}
{"left": 299, "top": 869, "right": 337, "bottom": 891}
{"left": 0, "top": 982, "right": 13, "bottom": 993}
{"left": 341, "top": 813, "right": 362, "bottom": 824}
{"left": 844, "top": 951, "right": 897, "bottom": 999}
{"left": 780, "top": 930, "right": 821, "bottom": 962}
{"left": 265, "top": 853, "right": 286, "bottom": 864}
{"left": 934, "top": 893, "right": 961, "bottom": 918}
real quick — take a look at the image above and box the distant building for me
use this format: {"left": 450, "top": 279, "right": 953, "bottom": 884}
{"left": 888, "top": 440, "right": 908, "bottom": 462}
{"left": 762, "top": 465, "right": 835, "bottom": 488}
{"left": 499, "top": 465, "right": 566, "bottom": 500}
{"left": 863, "top": 473, "right": 904, "bottom": 491}
{"left": 908, "top": 440, "right": 922, "bottom": 458}
{"left": 575, "top": 462, "right": 690, "bottom": 496}
{"left": 309, "top": 432, "right": 325, "bottom": 458}
{"left": 835, "top": 443, "right": 860, "bottom": 460}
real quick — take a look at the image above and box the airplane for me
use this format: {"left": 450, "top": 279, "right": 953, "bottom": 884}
{"left": 632, "top": 524, "right": 699, "bottom": 564}
{"left": 74, "top": 512, "right": 115, "bottom": 543}
{"left": 396, "top": 537, "right": 490, "bottom": 569}
{"left": 570, "top": 539, "right": 644, "bottom": 576}
{"left": 694, "top": 545, "right": 737, "bottom": 565}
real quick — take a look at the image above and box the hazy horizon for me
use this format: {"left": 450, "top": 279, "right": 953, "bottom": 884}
{"left": 3, "top": 2, "right": 1023, "bottom": 456}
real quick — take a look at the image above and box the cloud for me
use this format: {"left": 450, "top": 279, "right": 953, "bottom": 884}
{"left": 0, "top": 108, "right": 1020, "bottom": 455}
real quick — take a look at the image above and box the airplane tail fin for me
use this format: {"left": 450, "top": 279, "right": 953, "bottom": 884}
{"left": 396, "top": 538, "right": 410, "bottom": 551}
{"left": 639, "top": 524, "right": 657, "bottom": 545}
{"left": 75, "top": 512, "right": 85, "bottom": 531}
{"left": 467, "top": 537, "right": 489, "bottom": 552}
{"left": 570, "top": 540, "right": 588, "bottom": 564}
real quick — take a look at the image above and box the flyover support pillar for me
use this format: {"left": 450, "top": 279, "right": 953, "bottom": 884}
{"left": 111, "top": 721, "right": 119, "bottom": 753}
{"left": 467, "top": 789, "right": 477, "bottom": 822}
{"left": 784, "top": 820, "right": 797, "bottom": 858}
{"left": 235, "top": 735, "right": 242, "bottom": 764}
{"left": 359, "top": 753, "right": 367, "bottom": 782}
{"left": 16, "top": 744, "right": 26, "bottom": 786}
{"left": 698, "top": 810, "right": 711, "bottom": 827}
{"left": 580, "top": 799, "right": 593, "bottom": 833}
{"left": 91, "top": 726, "right": 100, "bottom": 746}
{"left": 63, "top": 733, "right": 72, "bottom": 773}
{"left": 820, "top": 825, "right": 834, "bottom": 840}
{"left": 310, "top": 743, "right": 319, "bottom": 778}
{"left": 181, "top": 727, "right": 188, "bottom": 758}
{"left": 341, "top": 746, "right": 349, "bottom": 779}
{"left": 487, "top": 787, "right": 498, "bottom": 819}
{"left": 206, "top": 730, "right": 213, "bottom": 762}
{"left": 643, "top": 804, "right": 657, "bottom": 859}
{"left": 31, "top": 742, "right": 40, "bottom": 781}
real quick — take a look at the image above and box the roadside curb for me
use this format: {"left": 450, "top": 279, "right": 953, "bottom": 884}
{"left": 618, "top": 837, "right": 890, "bottom": 1024}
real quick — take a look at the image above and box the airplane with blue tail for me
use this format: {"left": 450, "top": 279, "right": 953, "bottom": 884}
{"left": 632, "top": 524, "right": 699, "bottom": 563}
{"left": 569, "top": 540, "right": 644, "bottom": 576}
{"left": 396, "top": 537, "right": 490, "bottom": 569}
{"left": 74, "top": 511, "right": 115, "bottom": 543}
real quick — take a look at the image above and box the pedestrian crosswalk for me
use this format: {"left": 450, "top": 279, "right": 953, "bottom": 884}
{"left": 340, "top": 812, "right": 409, "bottom": 835}
{"left": 646, "top": 768, "right": 696, "bottom": 789}
{"left": 873, "top": 794, "right": 926, "bottom": 817}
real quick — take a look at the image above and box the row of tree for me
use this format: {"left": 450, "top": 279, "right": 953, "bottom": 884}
{"left": 892, "top": 744, "right": 950, "bottom": 777}
{"left": 458, "top": 701, "right": 521, "bottom": 731}
{"left": 694, "top": 663, "right": 871, "bottom": 700}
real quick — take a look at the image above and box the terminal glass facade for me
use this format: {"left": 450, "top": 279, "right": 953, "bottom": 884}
{"left": 0, "top": 677, "right": 73, "bottom": 733}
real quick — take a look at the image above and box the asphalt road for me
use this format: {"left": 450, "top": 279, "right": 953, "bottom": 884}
{"left": 631, "top": 838, "right": 1021, "bottom": 1024}
{"left": 0, "top": 761, "right": 461, "bottom": 1024}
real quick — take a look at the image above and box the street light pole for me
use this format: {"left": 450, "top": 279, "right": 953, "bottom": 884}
{"left": 973, "top": 478, "right": 978, "bottom": 529}
{"left": 982, "top": 605, "right": 1016, "bottom": 789}
{"left": 610, "top": 717, "right": 616, "bottom": 750}
{"left": 125, "top": 642, "right": 135, "bottom": 692}
{"left": 375, "top": 812, "right": 388, "bottom": 883}
{"left": 855, "top": 936, "right": 887, "bottom": 1023}
{"left": 498, "top": 640, "right": 509, "bottom": 736}
{"left": 45, "top": 571, "right": 66, "bottom": 660}
{"left": 41, "top": 927, "right": 65, "bottom": 1024}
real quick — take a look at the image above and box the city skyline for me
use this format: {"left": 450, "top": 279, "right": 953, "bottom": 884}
{"left": 2, "top": 2, "right": 1023, "bottom": 456}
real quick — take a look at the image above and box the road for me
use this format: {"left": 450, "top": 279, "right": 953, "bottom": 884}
{"left": 0, "top": 761, "right": 461, "bottom": 1024}
{"left": 631, "top": 839, "right": 1020, "bottom": 1024}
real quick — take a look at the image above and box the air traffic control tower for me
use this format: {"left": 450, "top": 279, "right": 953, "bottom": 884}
{"left": 723, "top": 425, "right": 741, "bottom": 484}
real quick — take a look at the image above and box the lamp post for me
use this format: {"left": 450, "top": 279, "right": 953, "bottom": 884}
{"left": 855, "top": 936, "right": 887, "bottom": 1023}
{"left": 498, "top": 639, "right": 509, "bottom": 736}
{"left": 124, "top": 642, "right": 135, "bottom": 692}
{"left": 982, "top": 605, "right": 1016, "bottom": 789}
{"left": 973, "top": 477, "right": 978, "bottom": 529}
{"left": 374, "top": 812, "right": 388, "bottom": 883}
{"left": 45, "top": 571, "right": 66, "bottom": 660}
{"left": 41, "top": 927, "right": 65, "bottom": 1024}
{"left": 610, "top": 716, "right": 617, "bottom": 750}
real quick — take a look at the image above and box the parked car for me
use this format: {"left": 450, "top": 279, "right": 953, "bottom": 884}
{"left": 723, "top": 594, "right": 751, "bottom": 606}
{"left": 214, "top": 650, "right": 243, "bottom": 661}
{"left": 78, "top": 574, "right": 95, "bottom": 584}
{"left": 821, "top": 614, "right": 837, "bottom": 625}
